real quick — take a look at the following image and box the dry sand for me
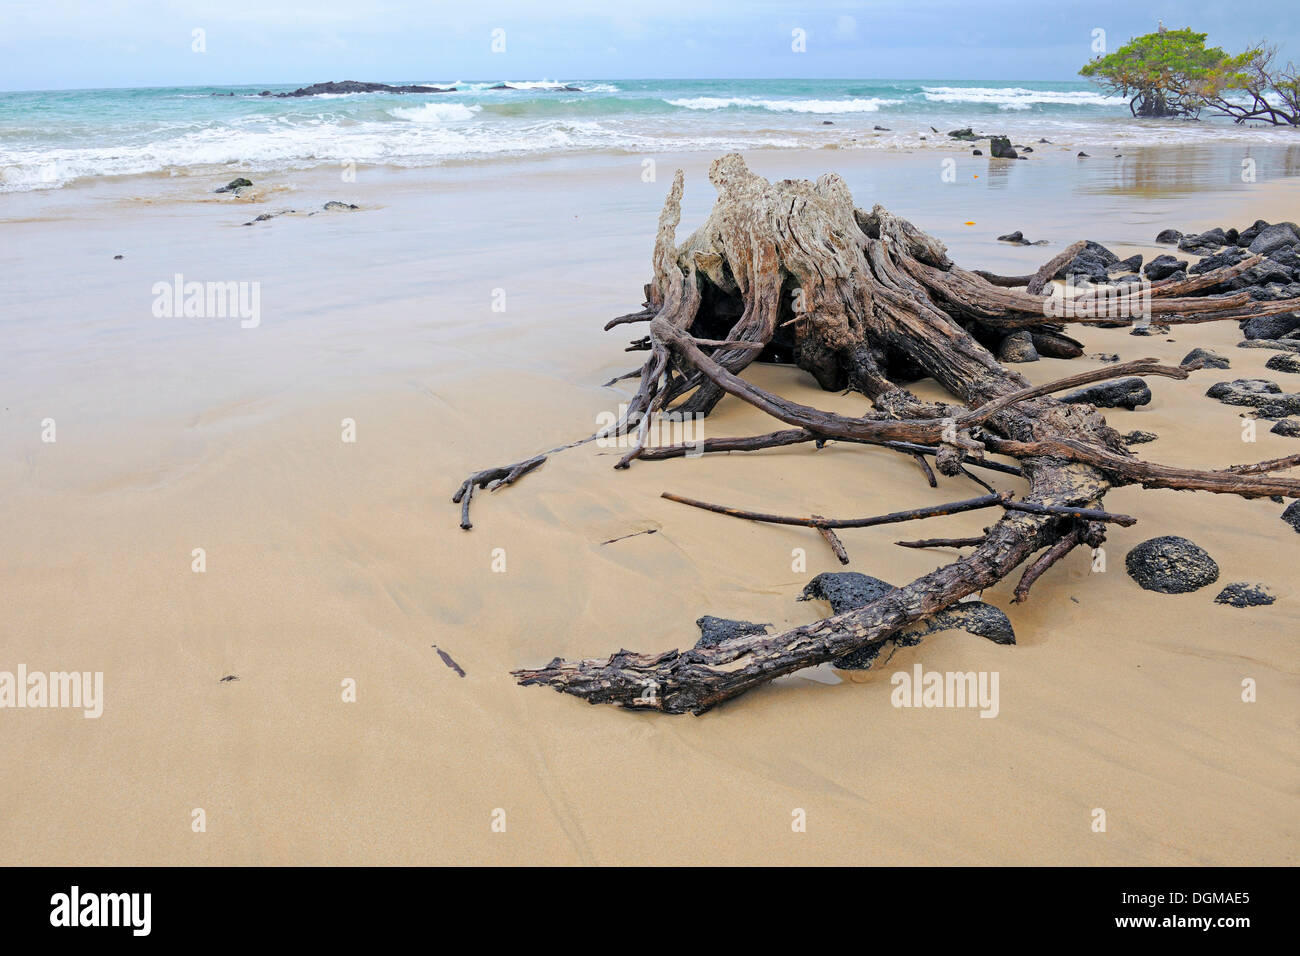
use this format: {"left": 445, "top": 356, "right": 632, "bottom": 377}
{"left": 1, "top": 149, "right": 1297, "bottom": 864}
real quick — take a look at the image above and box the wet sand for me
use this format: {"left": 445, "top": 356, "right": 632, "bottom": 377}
{"left": 1, "top": 147, "right": 1297, "bottom": 864}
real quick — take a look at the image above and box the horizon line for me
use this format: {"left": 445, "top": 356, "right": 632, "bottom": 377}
{"left": 0, "top": 76, "right": 1093, "bottom": 95}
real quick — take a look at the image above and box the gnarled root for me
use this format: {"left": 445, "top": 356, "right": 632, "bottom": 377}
{"left": 456, "top": 154, "right": 1299, "bottom": 712}
{"left": 452, "top": 455, "right": 548, "bottom": 530}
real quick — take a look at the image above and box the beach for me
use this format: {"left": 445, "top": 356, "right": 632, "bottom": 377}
{"left": 3, "top": 130, "right": 1299, "bottom": 864}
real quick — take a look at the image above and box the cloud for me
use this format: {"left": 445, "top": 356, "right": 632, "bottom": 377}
{"left": 0, "top": 0, "right": 1295, "bottom": 90}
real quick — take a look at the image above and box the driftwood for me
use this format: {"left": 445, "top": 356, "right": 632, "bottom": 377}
{"left": 454, "top": 153, "right": 1300, "bottom": 714}
{"left": 895, "top": 535, "right": 988, "bottom": 550}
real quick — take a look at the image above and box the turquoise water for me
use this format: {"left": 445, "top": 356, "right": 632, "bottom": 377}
{"left": 2, "top": 78, "right": 1297, "bottom": 191}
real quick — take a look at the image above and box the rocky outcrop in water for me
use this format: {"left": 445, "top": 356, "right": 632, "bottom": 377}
{"left": 488, "top": 83, "right": 582, "bottom": 92}
{"left": 996, "top": 230, "right": 1047, "bottom": 246}
{"left": 214, "top": 177, "right": 252, "bottom": 194}
{"left": 989, "top": 135, "right": 1018, "bottom": 159}
{"left": 261, "top": 81, "right": 456, "bottom": 97}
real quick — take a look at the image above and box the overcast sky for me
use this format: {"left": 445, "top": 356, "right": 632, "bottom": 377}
{"left": 1, "top": 0, "right": 1296, "bottom": 91}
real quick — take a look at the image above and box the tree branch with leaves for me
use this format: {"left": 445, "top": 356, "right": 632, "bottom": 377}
{"left": 1080, "top": 28, "right": 1231, "bottom": 118}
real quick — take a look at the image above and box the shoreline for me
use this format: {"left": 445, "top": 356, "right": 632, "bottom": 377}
{"left": 5, "top": 76, "right": 1300, "bottom": 195}
{"left": 6, "top": 135, "right": 1300, "bottom": 206}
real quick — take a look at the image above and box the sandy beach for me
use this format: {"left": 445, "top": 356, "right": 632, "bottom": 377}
{"left": 1, "top": 140, "right": 1296, "bottom": 866}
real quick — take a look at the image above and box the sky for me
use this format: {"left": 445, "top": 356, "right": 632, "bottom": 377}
{"left": 1, "top": 0, "right": 1297, "bottom": 91}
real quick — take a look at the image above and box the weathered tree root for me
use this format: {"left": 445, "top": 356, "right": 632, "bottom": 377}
{"left": 660, "top": 490, "right": 1136, "bottom": 531}
{"left": 457, "top": 153, "right": 1300, "bottom": 713}
{"left": 1011, "top": 520, "right": 1106, "bottom": 603}
{"left": 452, "top": 455, "right": 547, "bottom": 529}
{"left": 895, "top": 535, "right": 988, "bottom": 550}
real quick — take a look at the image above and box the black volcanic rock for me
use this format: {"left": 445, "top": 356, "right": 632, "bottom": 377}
{"left": 1214, "top": 583, "right": 1275, "bottom": 608}
{"left": 1178, "top": 229, "right": 1227, "bottom": 255}
{"left": 1081, "top": 240, "right": 1120, "bottom": 265}
{"left": 1238, "top": 339, "right": 1300, "bottom": 354}
{"left": 1265, "top": 353, "right": 1300, "bottom": 374}
{"left": 1125, "top": 536, "right": 1219, "bottom": 594}
{"left": 1060, "top": 377, "right": 1151, "bottom": 409}
{"left": 1248, "top": 222, "right": 1300, "bottom": 256}
{"left": 1181, "top": 347, "right": 1230, "bottom": 369}
{"left": 269, "top": 80, "right": 456, "bottom": 97}
{"left": 989, "top": 135, "right": 1018, "bottom": 158}
{"left": 800, "top": 572, "right": 1013, "bottom": 670}
{"left": 1205, "top": 379, "right": 1300, "bottom": 415}
{"left": 998, "top": 331, "right": 1040, "bottom": 363}
{"left": 801, "top": 572, "right": 893, "bottom": 613}
{"left": 1121, "top": 430, "right": 1158, "bottom": 445}
{"left": 1283, "top": 501, "right": 1300, "bottom": 533}
{"left": 1108, "top": 254, "right": 1143, "bottom": 274}
{"left": 996, "top": 230, "right": 1047, "bottom": 246}
{"left": 1052, "top": 241, "right": 1120, "bottom": 284}
{"left": 1143, "top": 254, "right": 1187, "bottom": 280}
{"left": 1237, "top": 220, "right": 1270, "bottom": 247}
{"left": 1242, "top": 313, "right": 1300, "bottom": 340}
{"left": 1189, "top": 246, "right": 1247, "bottom": 275}
{"left": 693, "top": 616, "right": 769, "bottom": 649}
{"left": 214, "top": 177, "right": 252, "bottom": 193}
{"left": 1235, "top": 261, "right": 1298, "bottom": 289}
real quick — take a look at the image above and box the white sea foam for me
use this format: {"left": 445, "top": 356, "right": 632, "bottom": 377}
{"left": 388, "top": 102, "right": 481, "bottom": 122}
{"left": 667, "top": 96, "right": 901, "bottom": 113}
{"left": 494, "top": 80, "right": 572, "bottom": 89}
{"left": 0, "top": 118, "right": 810, "bottom": 191}
{"left": 921, "top": 86, "right": 1129, "bottom": 108}
{"left": 3, "top": 80, "right": 1298, "bottom": 193}
{"left": 450, "top": 80, "right": 617, "bottom": 92}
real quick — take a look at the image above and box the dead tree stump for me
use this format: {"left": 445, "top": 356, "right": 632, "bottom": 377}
{"left": 455, "top": 154, "right": 1300, "bottom": 714}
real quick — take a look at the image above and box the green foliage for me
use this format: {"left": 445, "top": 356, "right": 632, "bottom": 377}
{"left": 1080, "top": 28, "right": 1231, "bottom": 116}
{"left": 1081, "top": 28, "right": 1299, "bottom": 125}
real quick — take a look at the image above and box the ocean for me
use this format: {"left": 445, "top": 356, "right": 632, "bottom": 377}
{"left": 3, "top": 78, "right": 1298, "bottom": 192}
